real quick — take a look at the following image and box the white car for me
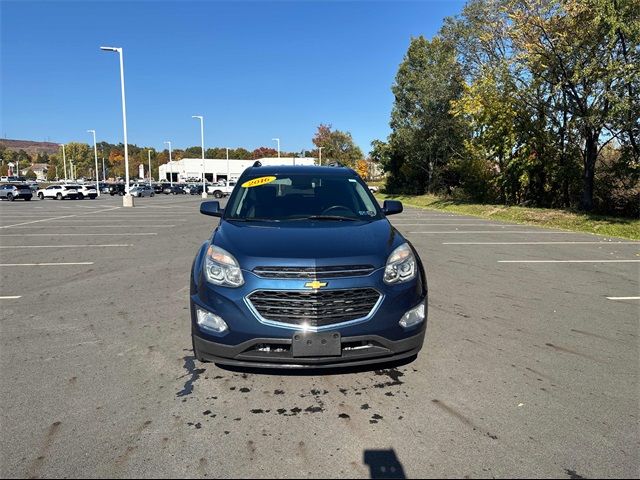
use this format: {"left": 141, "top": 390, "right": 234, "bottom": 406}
{"left": 207, "top": 181, "right": 236, "bottom": 198}
{"left": 37, "top": 185, "right": 79, "bottom": 200}
{"left": 75, "top": 185, "right": 98, "bottom": 199}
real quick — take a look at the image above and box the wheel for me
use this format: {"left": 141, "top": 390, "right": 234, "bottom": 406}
{"left": 7, "top": 193, "right": 14, "bottom": 201}
{"left": 119, "top": 191, "right": 124, "bottom": 196}
{"left": 38, "top": 193, "right": 44, "bottom": 200}
{"left": 151, "top": 193, "right": 154, "bottom": 197}
{"left": 56, "top": 193, "right": 62, "bottom": 200}
{"left": 78, "top": 193, "right": 84, "bottom": 200}
{"left": 214, "top": 191, "right": 222, "bottom": 199}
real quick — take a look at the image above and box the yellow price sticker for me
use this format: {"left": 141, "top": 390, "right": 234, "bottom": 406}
{"left": 241, "top": 176, "right": 277, "bottom": 188}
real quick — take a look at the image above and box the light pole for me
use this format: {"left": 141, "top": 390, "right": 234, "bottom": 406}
{"left": 60, "top": 144, "right": 67, "bottom": 181}
{"left": 87, "top": 130, "right": 100, "bottom": 195}
{"left": 192, "top": 115, "right": 207, "bottom": 198}
{"left": 272, "top": 138, "right": 280, "bottom": 158}
{"left": 164, "top": 141, "right": 173, "bottom": 186}
{"left": 226, "top": 147, "right": 230, "bottom": 184}
{"left": 100, "top": 146, "right": 106, "bottom": 181}
{"left": 148, "top": 149, "right": 152, "bottom": 184}
{"left": 318, "top": 147, "right": 323, "bottom": 166}
{"left": 101, "top": 45, "right": 133, "bottom": 206}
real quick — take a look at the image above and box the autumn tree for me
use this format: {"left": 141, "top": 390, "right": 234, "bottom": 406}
{"left": 312, "top": 124, "right": 363, "bottom": 168}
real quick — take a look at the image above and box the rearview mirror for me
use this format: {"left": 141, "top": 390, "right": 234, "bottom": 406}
{"left": 382, "top": 200, "right": 403, "bottom": 216}
{"left": 200, "top": 201, "right": 223, "bottom": 217}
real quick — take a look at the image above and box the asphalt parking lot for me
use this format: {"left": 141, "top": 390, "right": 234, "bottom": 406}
{"left": 1, "top": 194, "right": 638, "bottom": 479}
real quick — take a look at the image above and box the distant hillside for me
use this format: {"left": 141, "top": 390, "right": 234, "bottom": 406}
{"left": 0, "top": 139, "right": 60, "bottom": 156}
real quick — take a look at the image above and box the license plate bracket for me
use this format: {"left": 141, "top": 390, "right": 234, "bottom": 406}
{"left": 292, "top": 331, "right": 341, "bottom": 357}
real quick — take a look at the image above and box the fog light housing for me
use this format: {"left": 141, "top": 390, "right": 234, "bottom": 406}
{"left": 399, "top": 302, "right": 425, "bottom": 329}
{"left": 196, "top": 307, "right": 228, "bottom": 334}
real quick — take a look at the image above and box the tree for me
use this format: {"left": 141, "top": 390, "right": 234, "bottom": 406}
{"left": 386, "top": 36, "right": 465, "bottom": 194}
{"left": 311, "top": 124, "right": 363, "bottom": 168}
{"left": 509, "top": 0, "right": 639, "bottom": 210}
{"left": 355, "top": 160, "right": 369, "bottom": 180}
{"left": 252, "top": 147, "right": 278, "bottom": 159}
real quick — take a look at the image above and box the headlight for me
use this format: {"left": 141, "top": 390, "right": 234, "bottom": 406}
{"left": 399, "top": 302, "right": 425, "bottom": 329}
{"left": 204, "top": 245, "right": 245, "bottom": 287}
{"left": 384, "top": 243, "right": 417, "bottom": 284}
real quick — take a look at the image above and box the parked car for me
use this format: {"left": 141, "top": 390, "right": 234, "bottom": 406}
{"left": 37, "top": 185, "right": 79, "bottom": 200}
{"left": 73, "top": 185, "right": 98, "bottom": 199}
{"left": 368, "top": 185, "right": 380, "bottom": 193}
{"left": 164, "top": 185, "right": 186, "bottom": 195}
{"left": 153, "top": 183, "right": 169, "bottom": 194}
{"left": 130, "top": 185, "right": 155, "bottom": 197}
{"left": 0, "top": 183, "right": 33, "bottom": 201}
{"left": 190, "top": 164, "right": 427, "bottom": 368}
{"left": 108, "top": 184, "right": 126, "bottom": 196}
{"left": 207, "top": 180, "right": 236, "bottom": 198}
{"left": 189, "top": 185, "right": 204, "bottom": 195}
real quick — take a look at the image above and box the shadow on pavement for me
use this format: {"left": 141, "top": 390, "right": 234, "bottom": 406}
{"left": 363, "top": 449, "right": 406, "bottom": 479}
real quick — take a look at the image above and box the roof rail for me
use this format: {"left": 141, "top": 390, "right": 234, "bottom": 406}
{"left": 252, "top": 160, "right": 262, "bottom": 167}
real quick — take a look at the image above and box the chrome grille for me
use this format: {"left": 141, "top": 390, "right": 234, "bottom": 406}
{"left": 247, "top": 288, "right": 381, "bottom": 327}
{"left": 252, "top": 265, "right": 375, "bottom": 279}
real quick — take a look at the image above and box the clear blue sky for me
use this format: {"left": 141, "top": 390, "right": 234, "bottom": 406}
{"left": 1, "top": 1, "right": 465, "bottom": 154}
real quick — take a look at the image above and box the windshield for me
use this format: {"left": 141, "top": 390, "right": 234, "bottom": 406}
{"left": 224, "top": 173, "right": 382, "bottom": 222}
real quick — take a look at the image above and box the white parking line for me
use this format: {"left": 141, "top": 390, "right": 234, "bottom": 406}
{"left": 6, "top": 225, "right": 176, "bottom": 228}
{"left": 0, "top": 262, "right": 94, "bottom": 266}
{"left": 0, "top": 296, "right": 21, "bottom": 299}
{"left": 0, "top": 244, "right": 132, "bottom": 249}
{"left": 0, "top": 233, "right": 157, "bottom": 237}
{"left": 498, "top": 260, "right": 640, "bottom": 263}
{"left": 606, "top": 296, "right": 640, "bottom": 300}
{"left": 393, "top": 223, "right": 522, "bottom": 226}
{"left": 444, "top": 241, "right": 639, "bottom": 245}
{"left": 0, "top": 206, "right": 121, "bottom": 229}
{"left": 410, "top": 230, "right": 574, "bottom": 234}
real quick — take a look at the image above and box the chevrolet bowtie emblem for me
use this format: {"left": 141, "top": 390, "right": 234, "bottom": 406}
{"left": 305, "top": 280, "right": 328, "bottom": 289}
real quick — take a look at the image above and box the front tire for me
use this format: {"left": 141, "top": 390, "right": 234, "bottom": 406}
{"left": 214, "top": 191, "right": 222, "bottom": 199}
{"left": 56, "top": 193, "right": 62, "bottom": 200}
{"left": 38, "top": 193, "right": 44, "bottom": 200}
{"left": 7, "top": 193, "right": 14, "bottom": 201}
{"left": 78, "top": 193, "right": 84, "bottom": 200}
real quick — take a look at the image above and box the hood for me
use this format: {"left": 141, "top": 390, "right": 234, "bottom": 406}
{"left": 212, "top": 219, "right": 404, "bottom": 271}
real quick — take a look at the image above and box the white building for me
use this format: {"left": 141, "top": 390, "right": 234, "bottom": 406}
{"left": 157, "top": 157, "right": 317, "bottom": 183}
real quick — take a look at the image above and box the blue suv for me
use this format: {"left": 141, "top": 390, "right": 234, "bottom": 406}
{"left": 190, "top": 164, "right": 428, "bottom": 369}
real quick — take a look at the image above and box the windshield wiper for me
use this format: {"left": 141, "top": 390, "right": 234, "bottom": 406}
{"left": 226, "top": 217, "right": 280, "bottom": 222}
{"left": 291, "top": 215, "right": 359, "bottom": 221}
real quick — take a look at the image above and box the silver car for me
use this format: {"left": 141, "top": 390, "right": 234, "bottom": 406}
{"left": 0, "top": 184, "right": 33, "bottom": 201}
{"left": 130, "top": 185, "right": 155, "bottom": 197}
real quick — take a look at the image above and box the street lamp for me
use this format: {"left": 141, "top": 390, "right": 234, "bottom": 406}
{"left": 272, "top": 138, "right": 280, "bottom": 158}
{"left": 101, "top": 45, "right": 133, "bottom": 206}
{"left": 148, "top": 149, "right": 152, "bottom": 184}
{"left": 164, "top": 141, "right": 173, "bottom": 186}
{"left": 226, "top": 147, "right": 230, "bottom": 184}
{"left": 87, "top": 130, "right": 100, "bottom": 195}
{"left": 60, "top": 144, "right": 67, "bottom": 181}
{"left": 318, "top": 147, "right": 323, "bottom": 166}
{"left": 192, "top": 115, "right": 207, "bottom": 198}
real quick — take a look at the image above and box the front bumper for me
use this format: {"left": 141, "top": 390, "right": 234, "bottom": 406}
{"left": 193, "top": 328, "right": 425, "bottom": 369}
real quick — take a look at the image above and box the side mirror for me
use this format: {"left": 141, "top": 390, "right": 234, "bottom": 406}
{"left": 382, "top": 200, "right": 403, "bottom": 216}
{"left": 200, "top": 201, "right": 223, "bottom": 217}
